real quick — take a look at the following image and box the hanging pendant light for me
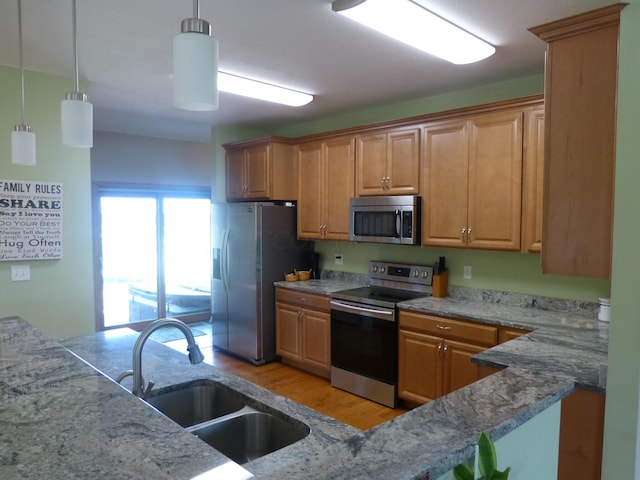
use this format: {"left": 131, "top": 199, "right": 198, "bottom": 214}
{"left": 11, "top": 0, "right": 36, "bottom": 166}
{"left": 61, "top": 0, "right": 93, "bottom": 148}
{"left": 173, "top": 0, "right": 219, "bottom": 111}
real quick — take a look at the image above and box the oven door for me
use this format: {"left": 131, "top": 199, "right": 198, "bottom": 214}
{"left": 330, "top": 299, "right": 397, "bottom": 385}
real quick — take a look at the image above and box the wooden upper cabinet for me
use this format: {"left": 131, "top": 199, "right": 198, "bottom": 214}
{"left": 422, "top": 109, "right": 523, "bottom": 251}
{"left": 224, "top": 136, "right": 296, "bottom": 202}
{"left": 422, "top": 119, "right": 469, "bottom": 248}
{"left": 529, "top": 4, "right": 625, "bottom": 278}
{"left": 521, "top": 104, "right": 545, "bottom": 253}
{"left": 297, "top": 136, "right": 355, "bottom": 241}
{"left": 356, "top": 127, "right": 419, "bottom": 196}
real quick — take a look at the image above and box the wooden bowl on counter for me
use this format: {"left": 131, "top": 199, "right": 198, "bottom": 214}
{"left": 284, "top": 272, "right": 298, "bottom": 282}
{"left": 296, "top": 268, "right": 312, "bottom": 281}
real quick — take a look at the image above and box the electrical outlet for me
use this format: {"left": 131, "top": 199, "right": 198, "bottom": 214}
{"left": 463, "top": 265, "right": 472, "bottom": 280}
{"left": 334, "top": 254, "right": 344, "bottom": 265}
{"left": 11, "top": 264, "right": 31, "bottom": 282}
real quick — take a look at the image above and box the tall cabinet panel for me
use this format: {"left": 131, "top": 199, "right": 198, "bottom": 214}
{"left": 422, "top": 119, "right": 469, "bottom": 248}
{"left": 297, "top": 136, "right": 355, "bottom": 241}
{"left": 530, "top": 4, "right": 624, "bottom": 278}
{"left": 467, "top": 110, "right": 523, "bottom": 251}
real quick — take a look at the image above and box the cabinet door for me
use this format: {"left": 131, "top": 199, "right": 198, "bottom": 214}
{"left": 398, "top": 329, "right": 443, "bottom": 404}
{"left": 442, "top": 339, "right": 485, "bottom": 395}
{"left": 422, "top": 119, "right": 469, "bottom": 248}
{"left": 297, "top": 142, "right": 324, "bottom": 240}
{"left": 356, "top": 133, "right": 387, "bottom": 196}
{"left": 467, "top": 110, "right": 523, "bottom": 251}
{"left": 275, "top": 303, "right": 302, "bottom": 361}
{"left": 324, "top": 137, "right": 355, "bottom": 240}
{"left": 244, "top": 144, "right": 270, "bottom": 199}
{"left": 301, "top": 308, "right": 330, "bottom": 373}
{"left": 226, "top": 148, "right": 246, "bottom": 200}
{"left": 387, "top": 128, "right": 420, "bottom": 195}
{"left": 521, "top": 105, "right": 545, "bottom": 253}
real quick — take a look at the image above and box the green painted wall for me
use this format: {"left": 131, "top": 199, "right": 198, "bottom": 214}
{"left": 0, "top": 66, "right": 94, "bottom": 338}
{"left": 437, "top": 402, "right": 560, "bottom": 480}
{"left": 214, "top": 73, "right": 609, "bottom": 302}
{"left": 601, "top": 1, "right": 640, "bottom": 478}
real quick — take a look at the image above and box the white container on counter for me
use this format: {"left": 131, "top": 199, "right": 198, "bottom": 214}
{"left": 598, "top": 297, "right": 611, "bottom": 322}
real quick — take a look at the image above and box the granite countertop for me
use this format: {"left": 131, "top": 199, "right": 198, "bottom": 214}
{"left": 276, "top": 280, "right": 609, "bottom": 392}
{"left": 2, "top": 276, "right": 600, "bottom": 479}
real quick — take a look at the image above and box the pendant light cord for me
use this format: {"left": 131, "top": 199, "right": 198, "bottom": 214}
{"left": 193, "top": 0, "right": 200, "bottom": 19}
{"left": 72, "top": 0, "right": 79, "bottom": 92}
{"left": 17, "top": 0, "right": 25, "bottom": 125}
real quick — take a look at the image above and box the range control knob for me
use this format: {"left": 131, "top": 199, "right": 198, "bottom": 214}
{"left": 380, "top": 267, "right": 385, "bottom": 273}
{"left": 413, "top": 271, "right": 419, "bottom": 277}
{"left": 372, "top": 266, "right": 378, "bottom": 272}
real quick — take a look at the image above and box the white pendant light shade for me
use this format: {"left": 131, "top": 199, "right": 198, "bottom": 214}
{"left": 173, "top": 30, "right": 219, "bottom": 111}
{"left": 11, "top": 127, "right": 36, "bottom": 166}
{"left": 61, "top": 93, "right": 93, "bottom": 148}
{"left": 61, "top": 0, "right": 93, "bottom": 148}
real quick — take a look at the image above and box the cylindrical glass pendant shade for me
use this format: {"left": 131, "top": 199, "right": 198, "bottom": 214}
{"left": 61, "top": 95, "right": 93, "bottom": 148}
{"left": 11, "top": 127, "right": 36, "bottom": 166}
{"left": 173, "top": 32, "right": 219, "bottom": 111}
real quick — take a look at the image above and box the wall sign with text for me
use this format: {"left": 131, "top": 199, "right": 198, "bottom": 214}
{"left": 0, "top": 179, "right": 63, "bottom": 261}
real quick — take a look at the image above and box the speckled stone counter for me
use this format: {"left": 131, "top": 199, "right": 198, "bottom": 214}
{"left": 0, "top": 316, "right": 246, "bottom": 480}
{"left": 61, "top": 317, "right": 573, "bottom": 480}
{"left": 60, "top": 325, "right": 360, "bottom": 478}
{"left": 276, "top": 279, "right": 608, "bottom": 392}
{"left": 3, "top": 276, "right": 590, "bottom": 480}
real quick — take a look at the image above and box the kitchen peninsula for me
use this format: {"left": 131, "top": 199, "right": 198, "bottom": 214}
{"left": 1, "top": 279, "right": 604, "bottom": 480}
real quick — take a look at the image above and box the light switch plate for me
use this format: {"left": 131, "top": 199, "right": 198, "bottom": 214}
{"left": 334, "top": 254, "right": 343, "bottom": 265}
{"left": 463, "top": 265, "right": 472, "bottom": 280}
{"left": 11, "top": 264, "right": 31, "bottom": 282}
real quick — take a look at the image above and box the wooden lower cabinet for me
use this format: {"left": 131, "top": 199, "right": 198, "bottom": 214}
{"left": 275, "top": 288, "right": 331, "bottom": 378}
{"left": 398, "top": 310, "right": 497, "bottom": 404}
{"left": 558, "top": 388, "right": 606, "bottom": 480}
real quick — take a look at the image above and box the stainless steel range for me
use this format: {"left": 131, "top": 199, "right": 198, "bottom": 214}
{"left": 330, "top": 261, "right": 434, "bottom": 408}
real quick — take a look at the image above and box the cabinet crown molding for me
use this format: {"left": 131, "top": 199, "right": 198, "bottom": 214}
{"left": 529, "top": 3, "right": 627, "bottom": 42}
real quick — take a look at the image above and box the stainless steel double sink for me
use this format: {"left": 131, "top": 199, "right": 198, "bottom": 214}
{"left": 143, "top": 379, "right": 310, "bottom": 464}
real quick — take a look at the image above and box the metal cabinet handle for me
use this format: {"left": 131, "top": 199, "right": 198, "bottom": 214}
{"left": 296, "top": 296, "right": 307, "bottom": 302}
{"left": 437, "top": 343, "right": 443, "bottom": 355}
{"left": 461, "top": 227, "right": 467, "bottom": 241}
{"left": 436, "top": 324, "right": 452, "bottom": 331}
{"left": 467, "top": 227, "right": 472, "bottom": 241}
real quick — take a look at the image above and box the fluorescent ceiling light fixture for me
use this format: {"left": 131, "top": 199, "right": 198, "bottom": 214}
{"left": 12, "top": 0, "right": 36, "bottom": 166}
{"left": 174, "top": 0, "right": 219, "bottom": 111}
{"left": 218, "top": 72, "right": 313, "bottom": 107}
{"left": 332, "top": 0, "right": 495, "bottom": 65}
{"left": 61, "top": 0, "right": 93, "bottom": 148}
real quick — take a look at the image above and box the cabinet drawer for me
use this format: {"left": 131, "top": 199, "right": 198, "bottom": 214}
{"left": 399, "top": 310, "right": 498, "bottom": 347}
{"left": 276, "top": 288, "right": 330, "bottom": 312}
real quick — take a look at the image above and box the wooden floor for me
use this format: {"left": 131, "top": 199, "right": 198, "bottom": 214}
{"left": 164, "top": 335, "right": 408, "bottom": 431}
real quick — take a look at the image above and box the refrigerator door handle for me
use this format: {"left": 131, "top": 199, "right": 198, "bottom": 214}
{"left": 221, "top": 229, "right": 230, "bottom": 293}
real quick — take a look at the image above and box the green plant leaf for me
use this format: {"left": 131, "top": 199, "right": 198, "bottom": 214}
{"left": 493, "top": 466, "right": 511, "bottom": 479}
{"left": 477, "top": 432, "right": 498, "bottom": 478}
{"left": 453, "top": 463, "right": 475, "bottom": 480}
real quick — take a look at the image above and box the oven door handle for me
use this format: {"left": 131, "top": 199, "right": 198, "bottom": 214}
{"left": 330, "top": 300, "right": 395, "bottom": 319}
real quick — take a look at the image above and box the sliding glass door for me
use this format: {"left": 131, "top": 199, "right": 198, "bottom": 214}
{"left": 96, "top": 188, "right": 211, "bottom": 330}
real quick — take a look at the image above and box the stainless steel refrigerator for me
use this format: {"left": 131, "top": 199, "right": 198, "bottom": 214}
{"left": 211, "top": 202, "right": 312, "bottom": 365}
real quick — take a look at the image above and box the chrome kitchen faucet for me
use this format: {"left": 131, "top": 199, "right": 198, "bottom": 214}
{"left": 116, "top": 317, "right": 205, "bottom": 398}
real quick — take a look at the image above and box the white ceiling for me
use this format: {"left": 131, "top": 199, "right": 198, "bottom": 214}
{"left": 0, "top": 0, "right": 614, "bottom": 143}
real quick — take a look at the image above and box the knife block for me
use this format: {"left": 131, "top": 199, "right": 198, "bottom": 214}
{"left": 432, "top": 269, "right": 448, "bottom": 298}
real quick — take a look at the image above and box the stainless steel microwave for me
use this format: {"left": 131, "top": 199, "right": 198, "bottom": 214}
{"left": 349, "top": 195, "right": 420, "bottom": 245}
